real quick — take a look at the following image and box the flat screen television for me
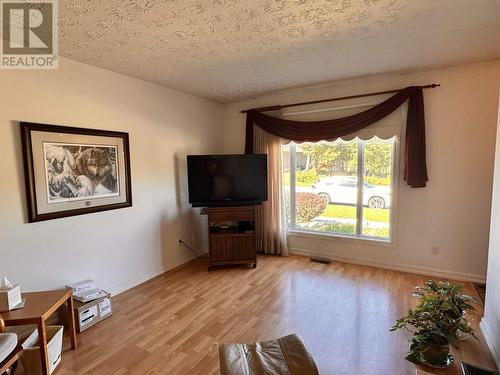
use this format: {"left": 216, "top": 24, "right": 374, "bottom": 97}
{"left": 187, "top": 154, "right": 268, "bottom": 207}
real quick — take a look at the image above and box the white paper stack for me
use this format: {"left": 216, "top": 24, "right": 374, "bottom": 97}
{"left": 66, "top": 279, "right": 96, "bottom": 294}
{"left": 66, "top": 279, "right": 109, "bottom": 302}
{"left": 73, "top": 289, "right": 109, "bottom": 303}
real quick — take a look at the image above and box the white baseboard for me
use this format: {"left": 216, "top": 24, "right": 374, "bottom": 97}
{"left": 107, "top": 253, "right": 202, "bottom": 296}
{"left": 480, "top": 318, "right": 500, "bottom": 370}
{"left": 481, "top": 319, "right": 500, "bottom": 370}
{"left": 289, "top": 248, "right": 486, "bottom": 283}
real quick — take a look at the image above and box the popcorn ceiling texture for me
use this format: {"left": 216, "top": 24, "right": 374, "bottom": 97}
{"left": 59, "top": 0, "right": 500, "bottom": 102}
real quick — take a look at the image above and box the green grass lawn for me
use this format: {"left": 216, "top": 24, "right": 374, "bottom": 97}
{"left": 322, "top": 204, "right": 389, "bottom": 223}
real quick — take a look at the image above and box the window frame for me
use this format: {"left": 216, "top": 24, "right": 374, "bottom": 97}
{"left": 285, "top": 136, "right": 400, "bottom": 245}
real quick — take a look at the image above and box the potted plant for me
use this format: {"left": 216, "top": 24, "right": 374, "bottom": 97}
{"left": 413, "top": 281, "right": 477, "bottom": 340}
{"left": 391, "top": 280, "right": 477, "bottom": 368}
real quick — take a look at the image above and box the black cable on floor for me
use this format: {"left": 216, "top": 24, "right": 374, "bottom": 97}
{"left": 178, "top": 239, "right": 208, "bottom": 259}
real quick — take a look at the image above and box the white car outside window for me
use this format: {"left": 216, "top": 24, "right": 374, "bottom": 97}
{"left": 311, "top": 176, "right": 390, "bottom": 209}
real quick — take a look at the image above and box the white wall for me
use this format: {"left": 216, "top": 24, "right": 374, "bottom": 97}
{"left": 223, "top": 61, "right": 500, "bottom": 282}
{"left": 481, "top": 86, "right": 500, "bottom": 368}
{"left": 0, "top": 58, "right": 224, "bottom": 295}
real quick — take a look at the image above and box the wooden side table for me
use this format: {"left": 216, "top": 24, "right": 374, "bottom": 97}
{"left": 1, "top": 289, "right": 77, "bottom": 375}
{"left": 207, "top": 206, "right": 257, "bottom": 271}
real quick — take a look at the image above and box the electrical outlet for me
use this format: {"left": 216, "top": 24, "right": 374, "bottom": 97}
{"left": 431, "top": 245, "right": 440, "bottom": 255}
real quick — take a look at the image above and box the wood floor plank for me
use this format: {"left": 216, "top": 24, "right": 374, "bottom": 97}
{"left": 56, "top": 255, "right": 497, "bottom": 375}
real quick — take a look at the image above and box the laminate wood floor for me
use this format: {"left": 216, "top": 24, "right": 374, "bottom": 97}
{"left": 56, "top": 255, "right": 497, "bottom": 375}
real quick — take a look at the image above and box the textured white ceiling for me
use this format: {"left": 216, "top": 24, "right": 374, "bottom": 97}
{"left": 60, "top": 0, "right": 500, "bottom": 102}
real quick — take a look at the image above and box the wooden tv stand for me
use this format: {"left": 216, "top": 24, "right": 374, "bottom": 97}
{"left": 207, "top": 206, "right": 257, "bottom": 271}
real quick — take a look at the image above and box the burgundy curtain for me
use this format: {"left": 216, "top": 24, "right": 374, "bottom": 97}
{"left": 245, "top": 86, "right": 428, "bottom": 188}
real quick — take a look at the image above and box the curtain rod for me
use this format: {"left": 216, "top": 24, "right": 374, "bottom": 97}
{"left": 239, "top": 83, "right": 441, "bottom": 113}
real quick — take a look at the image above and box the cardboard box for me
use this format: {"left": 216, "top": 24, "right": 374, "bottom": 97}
{"left": 74, "top": 292, "right": 112, "bottom": 332}
{"left": 0, "top": 284, "right": 22, "bottom": 312}
{"left": 21, "top": 325, "right": 64, "bottom": 375}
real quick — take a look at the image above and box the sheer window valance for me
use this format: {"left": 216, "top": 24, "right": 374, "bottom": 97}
{"left": 245, "top": 86, "right": 428, "bottom": 188}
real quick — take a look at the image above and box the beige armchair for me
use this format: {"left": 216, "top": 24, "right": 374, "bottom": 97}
{"left": 219, "top": 334, "right": 319, "bottom": 375}
{"left": 0, "top": 315, "right": 23, "bottom": 375}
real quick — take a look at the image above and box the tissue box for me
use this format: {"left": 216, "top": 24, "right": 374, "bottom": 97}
{"left": 0, "top": 284, "right": 22, "bottom": 311}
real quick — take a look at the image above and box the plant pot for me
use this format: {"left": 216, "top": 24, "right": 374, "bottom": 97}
{"left": 420, "top": 343, "right": 454, "bottom": 368}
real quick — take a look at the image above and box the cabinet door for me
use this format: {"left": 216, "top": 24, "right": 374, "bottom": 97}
{"left": 210, "top": 236, "right": 255, "bottom": 262}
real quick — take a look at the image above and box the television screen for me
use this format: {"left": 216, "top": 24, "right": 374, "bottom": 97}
{"left": 187, "top": 154, "right": 268, "bottom": 207}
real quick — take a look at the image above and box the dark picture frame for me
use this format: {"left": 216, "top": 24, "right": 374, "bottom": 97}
{"left": 20, "top": 122, "right": 132, "bottom": 222}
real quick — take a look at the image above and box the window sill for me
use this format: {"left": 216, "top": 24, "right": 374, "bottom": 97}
{"left": 287, "top": 229, "right": 396, "bottom": 248}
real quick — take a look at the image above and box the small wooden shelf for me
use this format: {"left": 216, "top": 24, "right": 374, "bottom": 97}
{"left": 207, "top": 206, "right": 257, "bottom": 271}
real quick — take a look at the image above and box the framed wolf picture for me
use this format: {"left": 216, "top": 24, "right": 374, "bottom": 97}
{"left": 20, "top": 122, "right": 132, "bottom": 222}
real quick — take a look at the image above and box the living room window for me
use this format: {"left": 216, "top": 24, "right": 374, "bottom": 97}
{"left": 282, "top": 136, "right": 397, "bottom": 242}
